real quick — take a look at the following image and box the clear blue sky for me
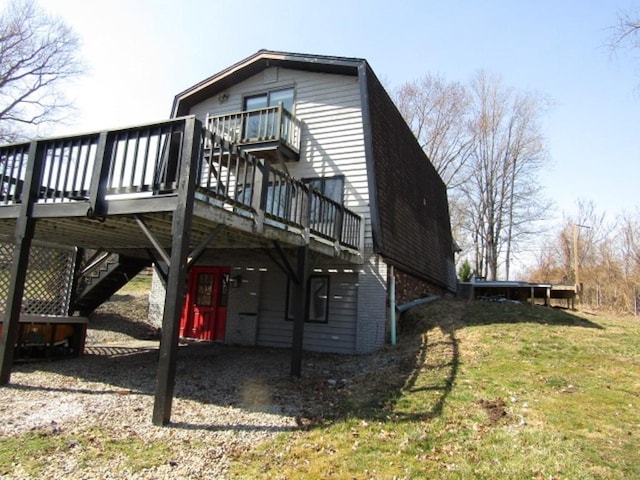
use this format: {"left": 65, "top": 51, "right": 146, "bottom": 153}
{"left": 10, "top": 0, "right": 640, "bottom": 260}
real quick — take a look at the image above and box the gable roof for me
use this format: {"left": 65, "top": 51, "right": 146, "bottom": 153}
{"left": 173, "top": 49, "right": 456, "bottom": 292}
{"left": 172, "top": 50, "right": 366, "bottom": 117}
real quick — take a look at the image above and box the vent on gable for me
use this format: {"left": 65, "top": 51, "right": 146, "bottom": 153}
{"left": 263, "top": 68, "right": 278, "bottom": 83}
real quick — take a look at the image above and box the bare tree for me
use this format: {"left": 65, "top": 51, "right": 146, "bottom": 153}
{"left": 619, "top": 208, "right": 640, "bottom": 279}
{"left": 0, "top": 0, "right": 84, "bottom": 142}
{"left": 460, "top": 71, "right": 550, "bottom": 280}
{"left": 610, "top": 9, "right": 640, "bottom": 51}
{"left": 392, "top": 74, "right": 473, "bottom": 189}
{"left": 392, "top": 71, "right": 550, "bottom": 280}
{"left": 526, "top": 200, "right": 635, "bottom": 311}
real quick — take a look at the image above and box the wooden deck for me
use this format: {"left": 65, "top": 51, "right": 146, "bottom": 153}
{"left": 0, "top": 115, "right": 363, "bottom": 426}
{"left": 0, "top": 116, "right": 362, "bottom": 261}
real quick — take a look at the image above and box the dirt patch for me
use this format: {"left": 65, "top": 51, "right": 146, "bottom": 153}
{"left": 477, "top": 398, "right": 508, "bottom": 425}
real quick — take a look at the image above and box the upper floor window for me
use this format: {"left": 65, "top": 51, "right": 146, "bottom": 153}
{"left": 244, "top": 87, "right": 294, "bottom": 113}
{"left": 243, "top": 87, "right": 295, "bottom": 140}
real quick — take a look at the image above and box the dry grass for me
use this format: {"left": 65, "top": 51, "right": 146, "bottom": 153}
{"left": 231, "top": 298, "right": 640, "bottom": 479}
{"left": 3, "top": 283, "right": 639, "bottom": 479}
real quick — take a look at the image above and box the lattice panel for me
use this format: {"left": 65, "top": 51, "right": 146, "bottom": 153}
{"left": 0, "top": 240, "right": 76, "bottom": 315}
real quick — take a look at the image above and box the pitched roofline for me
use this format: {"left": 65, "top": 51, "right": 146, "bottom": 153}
{"left": 357, "top": 63, "right": 382, "bottom": 253}
{"left": 171, "top": 49, "right": 367, "bottom": 117}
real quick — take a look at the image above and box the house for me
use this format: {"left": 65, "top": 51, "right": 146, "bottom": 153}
{"left": 0, "top": 50, "right": 456, "bottom": 425}
{"left": 148, "top": 49, "right": 457, "bottom": 354}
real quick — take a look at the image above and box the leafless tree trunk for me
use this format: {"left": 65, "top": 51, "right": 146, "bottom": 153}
{"left": 0, "top": 0, "right": 84, "bottom": 142}
{"left": 460, "top": 72, "right": 550, "bottom": 280}
{"left": 392, "top": 71, "right": 550, "bottom": 280}
{"left": 525, "top": 200, "right": 640, "bottom": 311}
{"left": 619, "top": 209, "right": 640, "bottom": 278}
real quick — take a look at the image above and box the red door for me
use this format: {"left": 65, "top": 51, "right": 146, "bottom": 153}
{"left": 180, "top": 266, "right": 230, "bottom": 341}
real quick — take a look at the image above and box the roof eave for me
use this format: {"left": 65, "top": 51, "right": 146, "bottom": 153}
{"left": 172, "top": 49, "right": 366, "bottom": 117}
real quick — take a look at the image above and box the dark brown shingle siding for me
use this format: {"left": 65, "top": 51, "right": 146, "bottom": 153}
{"left": 364, "top": 65, "right": 456, "bottom": 291}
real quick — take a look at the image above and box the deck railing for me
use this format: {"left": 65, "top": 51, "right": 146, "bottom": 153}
{"left": 0, "top": 143, "right": 30, "bottom": 205}
{"left": 0, "top": 116, "right": 361, "bottom": 250}
{"left": 308, "top": 190, "right": 361, "bottom": 249}
{"left": 201, "top": 130, "right": 361, "bottom": 249}
{"left": 0, "top": 118, "right": 190, "bottom": 206}
{"left": 206, "top": 105, "right": 301, "bottom": 154}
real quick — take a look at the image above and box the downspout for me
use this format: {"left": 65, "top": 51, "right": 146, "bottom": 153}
{"left": 389, "top": 265, "right": 397, "bottom": 346}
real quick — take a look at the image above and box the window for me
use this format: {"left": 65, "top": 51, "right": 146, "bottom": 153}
{"left": 304, "top": 176, "right": 344, "bottom": 204}
{"left": 286, "top": 275, "right": 330, "bottom": 324}
{"left": 304, "top": 176, "right": 345, "bottom": 232}
{"left": 195, "top": 273, "right": 214, "bottom": 306}
{"left": 307, "top": 276, "right": 330, "bottom": 323}
{"left": 243, "top": 87, "right": 294, "bottom": 140}
{"left": 244, "top": 87, "right": 294, "bottom": 113}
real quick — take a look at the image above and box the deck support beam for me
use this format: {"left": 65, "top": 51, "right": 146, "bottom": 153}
{"left": 148, "top": 249, "right": 169, "bottom": 286}
{"left": 135, "top": 215, "right": 171, "bottom": 266}
{"left": 152, "top": 117, "right": 201, "bottom": 426}
{"left": 267, "top": 240, "right": 299, "bottom": 284}
{"left": 0, "top": 141, "right": 44, "bottom": 384}
{"left": 290, "top": 244, "right": 309, "bottom": 378}
{"left": 262, "top": 241, "right": 309, "bottom": 376}
{"left": 187, "top": 224, "right": 224, "bottom": 268}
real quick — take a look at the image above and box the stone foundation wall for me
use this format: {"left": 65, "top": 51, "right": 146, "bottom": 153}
{"left": 392, "top": 267, "right": 448, "bottom": 305}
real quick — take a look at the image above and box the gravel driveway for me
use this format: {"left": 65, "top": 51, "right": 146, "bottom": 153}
{"left": 0, "top": 291, "right": 388, "bottom": 479}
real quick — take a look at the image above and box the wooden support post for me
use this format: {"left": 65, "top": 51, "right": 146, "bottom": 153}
{"left": 334, "top": 204, "right": 344, "bottom": 246}
{"left": 530, "top": 286, "right": 535, "bottom": 306}
{"left": 290, "top": 244, "right": 309, "bottom": 378}
{"left": 546, "top": 287, "right": 551, "bottom": 307}
{"left": 253, "top": 158, "right": 270, "bottom": 232}
{"left": 68, "top": 248, "right": 86, "bottom": 315}
{"left": 87, "top": 131, "right": 112, "bottom": 219}
{"left": 0, "top": 141, "right": 44, "bottom": 384}
{"left": 152, "top": 117, "right": 201, "bottom": 426}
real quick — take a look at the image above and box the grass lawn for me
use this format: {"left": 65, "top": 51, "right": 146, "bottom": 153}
{"left": 231, "top": 299, "right": 640, "bottom": 479}
{"left": 119, "top": 272, "right": 152, "bottom": 293}
{"left": 2, "top": 295, "right": 638, "bottom": 479}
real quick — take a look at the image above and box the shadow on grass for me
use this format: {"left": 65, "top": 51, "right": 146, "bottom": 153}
{"left": 463, "top": 300, "right": 604, "bottom": 330}
{"left": 323, "top": 298, "right": 604, "bottom": 426}
{"left": 87, "top": 293, "right": 159, "bottom": 340}
{"left": 3, "top": 298, "right": 605, "bottom": 432}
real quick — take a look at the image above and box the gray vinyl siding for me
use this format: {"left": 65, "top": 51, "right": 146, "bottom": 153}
{"left": 187, "top": 67, "right": 373, "bottom": 248}
{"left": 356, "top": 254, "right": 388, "bottom": 353}
{"left": 256, "top": 268, "right": 359, "bottom": 354}
{"left": 172, "top": 65, "right": 387, "bottom": 354}
{"left": 149, "top": 248, "right": 363, "bottom": 354}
